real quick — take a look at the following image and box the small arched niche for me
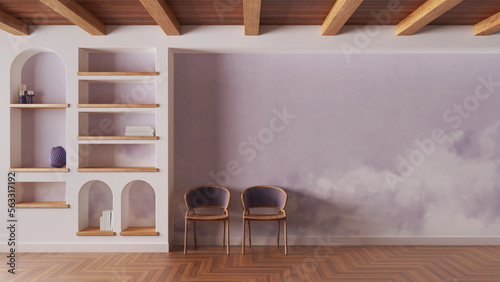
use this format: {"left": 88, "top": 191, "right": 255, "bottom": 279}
{"left": 10, "top": 48, "right": 67, "bottom": 170}
{"left": 120, "top": 180, "right": 158, "bottom": 236}
{"left": 77, "top": 180, "right": 115, "bottom": 236}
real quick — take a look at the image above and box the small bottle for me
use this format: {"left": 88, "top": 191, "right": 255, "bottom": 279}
{"left": 18, "top": 90, "right": 26, "bottom": 104}
{"left": 19, "top": 84, "right": 27, "bottom": 104}
{"left": 27, "top": 90, "right": 35, "bottom": 104}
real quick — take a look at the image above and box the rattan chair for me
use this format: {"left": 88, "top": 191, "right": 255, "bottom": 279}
{"left": 184, "top": 185, "right": 230, "bottom": 255}
{"left": 241, "top": 185, "right": 288, "bottom": 255}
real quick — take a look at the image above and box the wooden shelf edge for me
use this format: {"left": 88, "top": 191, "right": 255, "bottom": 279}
{"left": 76, "top": 227, "right": 115, "bottom": 236}
{"left": 9, "top": 167, "right": 70, "bottom": 172}
{"left": 120, "top": 227, "right": 158, "bottom": 236}
{"left": 77, "top": 72, "right": 159, "bottom": 76}
{"left": 16, "top": 201, "right": 69, "bottom": 208}
{"left": 78, "top": 104, "right": 158, "bottom": 108}
{"left": 78, "top": 136, "right": 158, "bottom": 141}
{"left": 78, "top": 167, "right": 158, "bottom": 172}
{"left": 10, "top": 104, "right": 70, "bottom": 109}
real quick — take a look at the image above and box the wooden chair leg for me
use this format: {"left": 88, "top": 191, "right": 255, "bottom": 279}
{"left": 193, "top": 221, "right": 197, "bottom": 249}
{"left": 248, "top": 221, "right": 252, "bottom": 248}
{"left": 223, "top": 220, "right": 226, "bottom": 248}
{"left": 242, "top": 219, "right": 246, "bottom": 255}
{"left": 284, "top": 219, "right": 288, "bottom": 255}
{"left": 226, "top": 219, "right": 230, "bottom": 255}
{"left": 184, "top": 218, "right": 188, "bottom": 255}
{"left": 276, "top": 221, "right": 280, "bottom": 248}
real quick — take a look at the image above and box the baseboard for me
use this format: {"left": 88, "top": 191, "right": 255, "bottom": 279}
{"left": 1, "top": 243, "right": 170, "bottom": 253}
{"left": 3, "top": 237, "right": 499, "bottom": 253}
{"left": 175, "top": 236, "right": 500, "bottom": 246}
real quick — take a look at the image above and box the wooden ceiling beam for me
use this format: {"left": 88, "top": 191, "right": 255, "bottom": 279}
{"left": 243, "top": 0, "right": 261, "bottom": 36}
{"left": 396, "top": 0, "right": 463, "bottom": 36}
{"left": 0, "top": 9, "right": 29, "bottom": 36}
{"left": 474, "top": 11, "right": 500, "bottom": 36}
{"left": 321, "top": 0, "right": 364, "bottom": 36}
{"left": 138, "top": 0, "right": 180, "bottom": 36}
{"left": 40, "top": 0, "right": 105, "bottom": 36}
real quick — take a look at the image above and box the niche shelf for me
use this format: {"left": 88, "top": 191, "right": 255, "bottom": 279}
{"left": 78, "top": 48, "right": 157, "bottom": 73}
{"left": 78, "top": 111, "right": 157, "bottom": 140}
{"left": 78, "top": 104, "right": 158, "bottom": 108}
{"left": 77, "top": 180, "right": 115, "bottom": 236}
{"left": 120, "top": 181, "right": 158, "bottom": 236}
{"left": 120, "top": 227, "right": 158, "bottom": 236}
{"left": 10, "top": 104, "right": 70, "bottom": 109}
{"left": 15, "top": 182, "right": 69, "bottom": 208}
{"left": 78, "top": 79, "right": 157, "bottom": 108}
{"left": 78, "top": 72, "right": 158, "bottom": 77}
{"left": 9, "top": 167, "right": 69, "bottom": 172}
{"left": 78, "top": 136, "right": 159, "bottom": 141}
{"left": 76, "top": 227, "right": 115, "bottom": 236}
{"left": 78, "top": 167, "right": 158, "bottom": 172}
{"left": 78, "top": 144, "right": 157, "bottom": 172}
{"left": 16, "top": 202, "right": 69, "bottom": 208}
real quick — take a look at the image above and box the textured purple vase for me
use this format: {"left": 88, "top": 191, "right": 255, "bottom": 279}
{"left": 49, "top": 146, "right": 66, "bottom": 168}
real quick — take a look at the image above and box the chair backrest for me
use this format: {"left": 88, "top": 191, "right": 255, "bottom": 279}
{"left": 241, "top": 186, "right": 287, "bottom": 210}
{"left": 185, "top": 186, "right": 230, "bottom": 209}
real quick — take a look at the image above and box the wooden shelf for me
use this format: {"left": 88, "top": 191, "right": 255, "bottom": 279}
{"left": 16, "top": 201, "right": 69, "bottom": 208}
{"left": 76, "top": 227, "right": 115, "bottom": 236}
{"left": 10, "top": 104, "right": 69, "bottom": 109}
{"left": 78, "top": 167, "right": 158, "bottom": 172}
{"left": 9, "top": 167, "right": 70, "bottom": 172}
{"left": 78, "top": 136, "right": 158, "bottom": 141}
{"left": 120, "top": 227, "right": 158, "bottom": 236}
{"left": 77, "top": 72, "right": 159, "bottom": 76}
{"left": 78, "top": 104, "right": 158, "bottom": 108}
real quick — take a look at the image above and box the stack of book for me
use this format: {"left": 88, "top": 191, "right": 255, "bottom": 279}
{"left": 100, "top": 210, "right": 113, "bottom": 231}
{"left": 125, "top": 126, "right": 155, "bottom": 136}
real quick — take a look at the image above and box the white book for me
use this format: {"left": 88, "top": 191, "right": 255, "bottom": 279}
{"left": 125, "top": 128, "right": 154, "bottom": 132}
{"left": 126, "top": 126, "right": 153, "bottom": 130}
{"left": 101, "top": 210, "right": 113, "bottom": 231}
{"left": 125, "top": 126, "right": 154, "bottom": 132}
{"left": 100, "top": 216, "right": 105, "bottom": 230}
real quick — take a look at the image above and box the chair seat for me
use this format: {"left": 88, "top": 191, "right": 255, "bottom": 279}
{"left": 243, "top": 214, "right": 286, "bottom": 221}
{"left": 186, "top": 214, "right": 229, "bottom": 221}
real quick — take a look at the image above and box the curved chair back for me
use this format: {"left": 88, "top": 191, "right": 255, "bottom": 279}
{"left": 241, "top": 185, "right": 287, "bottom": 210}
{"left": 185, "top": 185, "right": 230, "bottom": 210}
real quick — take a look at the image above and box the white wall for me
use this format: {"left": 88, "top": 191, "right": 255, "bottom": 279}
{"left": 1, "top": 25, "right": 500, "bottom": 252}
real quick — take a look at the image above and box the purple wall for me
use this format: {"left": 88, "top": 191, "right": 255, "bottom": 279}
{"left": 174, "top": 53, "right": 500, "bottom": 239}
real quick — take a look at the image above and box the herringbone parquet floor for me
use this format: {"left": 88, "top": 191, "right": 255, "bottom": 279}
{"left": 1, "top": 245, "right": 500, "bottom": 281}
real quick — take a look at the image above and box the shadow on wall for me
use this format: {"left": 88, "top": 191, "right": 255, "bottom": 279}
{"left": 172, "top": 185, "right": 356, "bottom": 241}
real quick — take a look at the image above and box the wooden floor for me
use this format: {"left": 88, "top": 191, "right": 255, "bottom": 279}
{"left": 2, "top": 245, "right": 500, "bottom": 281}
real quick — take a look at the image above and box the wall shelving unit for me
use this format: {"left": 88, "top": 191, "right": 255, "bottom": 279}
{"left": 7, "top": 47, "right": 164, "bottom": 248}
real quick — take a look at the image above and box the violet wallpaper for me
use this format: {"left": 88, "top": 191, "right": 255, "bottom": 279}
{"left": 174, "top": 53, "right": 500, "bottom": 239}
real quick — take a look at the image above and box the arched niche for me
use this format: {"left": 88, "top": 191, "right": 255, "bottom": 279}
{"left": 10, "top": 48, "right": 66, "bottom": 103}
{"left": 10, "top": 48, "right": 67, "bottom": 169}
{"left": 77, "top": 180, "right": 114, "bottom": 235}
{"left": 120, "top": 180, "right": 158, "bottom": 236}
